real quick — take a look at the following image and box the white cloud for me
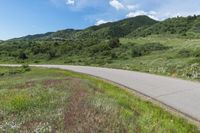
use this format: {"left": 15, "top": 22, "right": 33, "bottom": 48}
{"left": 95, "top": 20, "right": 110, "bottom": 25}
{"left": 147, "top": 0, "right": 200, "bottom": 20}
{"left": 109, "top": 0, "right": 124, "bottom": 10}
{"left": 149, "top": 11, "right": 157, "bottom": 15}
{"left": 126, "top": 10, "right": 159, "bottom": 20}
{"left": 66, "top": 0, "right": 75, "bottom": 5}
{"left": 126, "top": 4, "right": 138, "bottom": 10}
{"left": 126, "top": 10, "right": 146, "bottom": 17}
{"left": 50, "top": 0, "right": 200, "bottom": 22}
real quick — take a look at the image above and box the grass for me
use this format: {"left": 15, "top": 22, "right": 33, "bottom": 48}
{"left": 0, "top": 36, "right": 199, "bottom": 82}
{"left": 104, "top": 36, "right": 200, "bottom": 82}
{"left": 0, "top": 67, "right": 200, "bottom": 132}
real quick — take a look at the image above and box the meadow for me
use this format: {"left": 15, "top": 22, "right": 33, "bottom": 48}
{"left": 0, "top": 66, "right": 199, "bottom": 132}
{"left": 104, "top": 36, "right": 200, "bottom": 82}
{"left": 0, "top": 15, "right": 199, "bottom": 83}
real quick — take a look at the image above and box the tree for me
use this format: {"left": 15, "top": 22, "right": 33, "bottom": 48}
{"left": 47, "top": 49, "right": 56, "bottom": 59}
{"left": 131, "top": 46, "right": 143, "bottom": 57}
{"left": 18, "top": 51, "right": 28, "bottom": 60}
{"left": 108, "top": 38, "right": 121, "bottom": 48}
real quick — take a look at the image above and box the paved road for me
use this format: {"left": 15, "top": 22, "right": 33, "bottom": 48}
{"left": 1, "top": 64, "right": 200, "bottom": 122}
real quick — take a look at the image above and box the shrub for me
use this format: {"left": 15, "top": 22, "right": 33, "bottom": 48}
{"left": 89, "top": 43, "right": 111, "bottom": 55}
{"left": 178, "top": 49, "right": 192, "bottom": 57}
{"left": 131, "top": 43, "right": 169, "bottom": 57}
{"left": 8, "top": 69, "right": 22, "bottom": 75}
{"left": 131, "top": 46, "right": 144, "bottom": 57}
{"left": 189, "top": 58, "right": 200, "bottom": 64}
{"left": 34, "top": 60, "right": 40, "bottom": 64}
{"left": 47, "top": 49, "right": 57, "bottom": 59}
{"left": 111, "top": 52, "right": 117, "bottom": 59}
{"left": 108, "top": 38, "right": 121, "bottom": 48}
{"left": 21, "top": 64, "right": 31, "bottom": 72}
{"left": 0, "top": 72, "right": 5, "bottom": 76}
{"left": 64, "top": 59, "right": 73, "bottom": 64}
{"left": 144, "top": 43, "right": 169, "bottom": 51}
{"left": 193, "top": 48, "right": 200, "bottom": 57}
{"left": 18, "top": 51, "right": 28, "bottom": 60}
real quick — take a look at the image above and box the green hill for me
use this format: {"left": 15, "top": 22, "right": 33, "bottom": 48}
{"left": 80, "top": 15, "right": 158, "bottom": 39}
{"left": 10, "top": 15, "right": 200, "bottom": 41}
{"left": 128, "top": 15, "right": 200, "bottom": 38}
{"left": 0, "top": 15, "right": 200, "bottom": 82}
{"left": 15, "top": 29, "right": 79, "bottom": 41}
{"left": 12, "top": 15, "right": 157, "bottom": 41}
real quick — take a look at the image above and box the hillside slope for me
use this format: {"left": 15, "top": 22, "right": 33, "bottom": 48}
{"left": 0, "top": 15, "right": 200, "bottom": 82}
{"left": 10, "top": 15, "right": 200, "bottom": 41}
{"left": 1, "top": 67, "right": 199, "bottom": 132}
{"left": 79, "top": 15, "right": 158, "bottom": 39}
{"left": 128, "top": 15, "right": 200, "bottom": 37}
{"left": 13, "top": 15, "right": 158, "bottom": 41}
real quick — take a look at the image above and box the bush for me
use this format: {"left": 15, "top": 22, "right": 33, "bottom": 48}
{"left": 111, "top": 52, "right": 117, "bottom": 59}
{"left": 89, "top": 43, "right": 111, "bottom": 55}
{"left": 193, "top": 48, "right": 200, "bottom": 57}
{"left": 64, "top": 59, "right": 73, "bottom": 64}
{"left": 108, "top": 38, "right": 121, "bottom": 48}
{"left": 0, "top": 66, "right": 30, "bottom": 77}
{"left": 131, "top": 43, "right": 169, "bottom": 57}
{"left": 18, "top": 51, "right": 28, "bottom": 60}
{"left": 8, "top": 69, "right": 22, "bottom": 75}
{"left": 131, "top": 46, "right": 144, "bottom": 57}
{"left": 178, "top": 49, "right": 192, "bottom": 57}
{"left": 144, "top": 43, "right": 169, "bottom": 51}
{"left": 189, "top": 58, "right": 200, "bottom": 64}
{"left": 21, "top": 64, "right": 31, "bottom": 72}
{"left": 0, "top": 72, "right": 5, "bottom": 76}
{"left": 34, "top": 60, "right": 40, "bottom": 64}
{"left": 47, "top": 49, "right": 57, "bottom": 59}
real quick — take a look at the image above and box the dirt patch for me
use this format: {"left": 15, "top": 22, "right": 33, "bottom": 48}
{"left": 42, "top": 79, "right": 67, "bottom": 87}
{"left": 63, "top": 81, "right": 128, "bottom": 133}
{"left": 15, "top": 81, "right": 36, "bottom": 89}
{"left": 12, "top": 78, "right": 131, "bottom": 132}
{"left": 20, "top": 120, "right": 52, "bottom": 133}
{"left": 64, "top": 81, "right": 88, "bottom": 132}
{"left": 42, "top": 78, "right": 81, "bottom": 87}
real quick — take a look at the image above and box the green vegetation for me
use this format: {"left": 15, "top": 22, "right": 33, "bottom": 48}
{"left": 0, "top": 67, "right": 199, "bottom": 132}
{"left": 106, "top": 36, "right": 200, "bottom": 81}
{"left": 1, "top": 36, "right": 199, "bottom": 82}
{"left": 0, "top": 65, "right": 30, "bottom": 76}
{"left": 128, "top": 15, "right": 200, "bottom": 38}
{"left": 0, "top": 15, "right": 200, "bottom": 82}
{"left": 131, "top": 43, "right": 169, "bottom": 57}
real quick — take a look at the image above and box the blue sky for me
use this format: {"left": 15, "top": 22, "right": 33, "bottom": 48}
{"left": 1, "top": 0, "right": 200, "bottom": 40}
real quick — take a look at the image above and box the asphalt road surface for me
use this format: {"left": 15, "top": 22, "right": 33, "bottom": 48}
{"left": 1, "top": 64, "right": 200, "bottom": 122}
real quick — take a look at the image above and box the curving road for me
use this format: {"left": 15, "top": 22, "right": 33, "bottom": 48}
{"left": 1, "top": 64, "right": 200, "bottom": 122}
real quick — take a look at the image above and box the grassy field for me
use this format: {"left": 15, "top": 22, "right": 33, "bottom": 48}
{"left": 0, "top": 66, "right": 200, "bottom": 132}
{"left": 38, "top": 36, "right": 200, "bottom": 82}
{"left": 104, "top": 36, "right": 200, "bottom": 82}
{"left": 0, "top": 36, "right": 199, "bottom": 83}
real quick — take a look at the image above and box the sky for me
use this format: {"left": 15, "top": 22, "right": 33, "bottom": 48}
{"left": 0, "top": 0, "right": 200, "bottom": 40}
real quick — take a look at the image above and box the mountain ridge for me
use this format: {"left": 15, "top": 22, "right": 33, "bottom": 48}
{"left": 8, "top": 14, "right": 200, "bottom": 41}
{"left": 0, "top": 15, "right": 200, "bottom": 83}
{"left": 10, "top": 15, "right": 158, "bottom": 41}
